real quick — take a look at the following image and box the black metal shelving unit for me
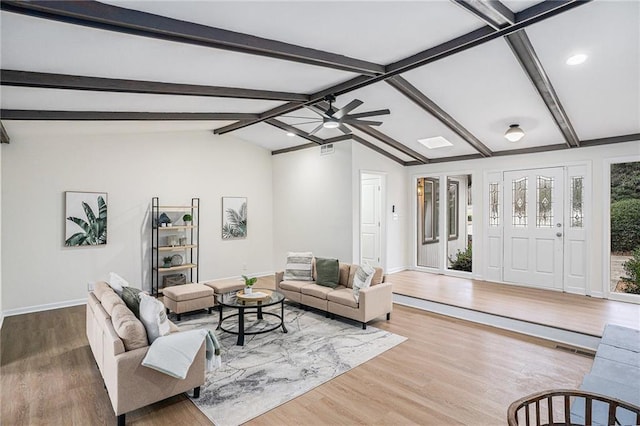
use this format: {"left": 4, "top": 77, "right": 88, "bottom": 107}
{"left": 151, "top": 197, "right": 200, "bottom": 296}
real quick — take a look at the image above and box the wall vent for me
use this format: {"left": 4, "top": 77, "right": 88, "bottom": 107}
{"left": 320, "top": 144, "right": 334, "bottom": 155}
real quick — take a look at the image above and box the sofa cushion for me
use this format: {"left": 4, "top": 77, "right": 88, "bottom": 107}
{"left": 101, "top": 291, "right": 126, "bottom": 316}
{"left": 315, "top": 257, "right": 340, "bottom": 288}
{"left": 93, "top": 281, "right": 113, "bottom": 301}
{"left": 139, "top": 293, "right": 171, "bottom": 344}
{"left": 338, "top": 263, "right": 350, "bottom": 287}
{"left": 111, "top": 303, "right": 148, "bottom": 351}
{"left": 279, "top": 280, "right": 313, "bottom": 292}
{"left": 352, "top": 264, "right": 375, "bottom": 302}
{"left": 163, "top": 283, "right": 213, "bottom": 302}
{"left": 327, "top": 288, "right": 359, "bottom": 309}
{"left": 283, "top": 251, "right": 313, "bottom": 281}
{"left": 121, "top": 286, "right": 143, "bottom": 318}
{"left": 348, "top": 265, "right": 384, "bottom": 288}
{"left": 302, "top": 284, "right": 346, "bottom": 299}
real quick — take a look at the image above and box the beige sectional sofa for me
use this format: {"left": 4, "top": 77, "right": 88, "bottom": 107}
{"left": 86, "top": 282, "right": 205, "bottom": 425}
{"left": 276, "top": 262, "right": 392, "bottom": 329}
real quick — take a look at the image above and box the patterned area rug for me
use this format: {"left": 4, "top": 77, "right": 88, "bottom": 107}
{"left": 179, "top": 303, "right": 406, "bottom": 426}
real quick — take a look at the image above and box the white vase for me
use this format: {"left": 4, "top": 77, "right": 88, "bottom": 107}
{"left": 245, "top": 287, "right": 252, "bottom": 295}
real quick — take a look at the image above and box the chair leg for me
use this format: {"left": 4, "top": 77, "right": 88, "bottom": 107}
{"left": 117, "top": 414, "right": 125, "bottom": 426}
{"left": 165, "top": 308, "right": 169, "bottom": 315}
{"left": 193, "top": 386, "right": 201, "bottom": 399}
{"left": 362, "top": 322, "right": 367, "bottom": 330}
{"left": 176, "top": 313, "right": 181, "bottom": 321}
{"left": 386, "top": 312, "right": 391, "bottom": 320}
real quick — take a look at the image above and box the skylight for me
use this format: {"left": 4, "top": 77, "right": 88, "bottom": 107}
{"left": 418, "top": 136, "right": 453, "bottom": 149}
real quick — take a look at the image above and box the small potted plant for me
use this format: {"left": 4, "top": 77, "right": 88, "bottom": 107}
{"left": 183, "top": 213, "right": 193, "bottom": 226}
{"left": 162, "top": 256, "right": 173, "bottom": 268}
{"left": 242, "top": 274, "right": 257, "bottom": 294}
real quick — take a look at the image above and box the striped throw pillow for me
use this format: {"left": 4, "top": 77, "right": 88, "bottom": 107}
{"left": 283, "top": 252, "right": 313, "bottom": 281}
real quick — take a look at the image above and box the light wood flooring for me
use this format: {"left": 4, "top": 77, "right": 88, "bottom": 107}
{"left": 1, "top": 275, "right": 595, "bottom": 425}
{"left": 390, "top": 270, "right": 640, "bottom": 337}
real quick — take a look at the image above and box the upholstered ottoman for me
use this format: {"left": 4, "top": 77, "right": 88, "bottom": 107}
{"left": 203, "top": 279, "right": 246, "bottom": 305}
{"left": 163, "top": 284, "right": 215, "bottom": 321}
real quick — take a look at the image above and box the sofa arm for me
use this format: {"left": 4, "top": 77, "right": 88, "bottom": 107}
{"left": 275, "top": 271, "right": 284, "bottom": 289}
{"left": 359, "top": 282, "right": 393, "bottom": 322}
{"left": 104, "top": 341, "right": 206, "bottom": 416}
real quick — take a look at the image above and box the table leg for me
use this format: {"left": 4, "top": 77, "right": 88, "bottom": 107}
{"left": 257, "top": 304, "right": 263, "bottom": 320}
{"left": 281, "top": 300, "right": 288, "bottom": 333}
{"left": 237, "top": 308, "right": 245, "bottom": 346}
{"left": 216, "top": 303, "right": 223, "bottom": 330}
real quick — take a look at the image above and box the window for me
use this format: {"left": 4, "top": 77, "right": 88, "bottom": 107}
{"left": 421, "top": 178, "right": 439, "bottom": 244}
{"left": 570, "top": 176, "right": 584, "bottom": 228}
{"left": 536, "top": 175, "right": 554, "bottom": 228}
{"left": 447, "top": 180, "right": 459, "bottom": 240}
{"left": 512, "top": 177, "right": 528, "bottom": 227}
{"left": 489, "top": 182, "right": 500, "bottom": 227}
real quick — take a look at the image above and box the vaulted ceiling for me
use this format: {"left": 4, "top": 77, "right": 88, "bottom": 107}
{"left": 1, "top": 0, "right": 638, "bottom": 165}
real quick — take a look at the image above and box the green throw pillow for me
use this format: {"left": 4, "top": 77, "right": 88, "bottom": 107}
{"left": 121, "top": 286, "right": 143, "bottom": 318}
{"left": 315, "top": 257, "right": 340, "bottom": 288}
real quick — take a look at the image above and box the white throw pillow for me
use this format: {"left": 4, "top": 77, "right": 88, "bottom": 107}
{"left": 352, "top": 264, "right": 375, "bottom": 303}
{"left": 139, "top": 293, "right": 171, "bottom": 343}
{"left": 108, "top": 272, "right": 129, "bottom": 296}
{"left": 283, "top": 251, "right": 313, "bottom": 281}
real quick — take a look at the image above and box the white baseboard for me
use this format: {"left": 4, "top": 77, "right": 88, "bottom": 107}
{"left": 386, "top": 266, "right": 409, "bottom": 274}
{"left": 201, "top": 271, "right": 275, "bottom": 283}
{"left": 0, "top": 312, "right": 4, "bottom": 330}
{"left": 2, "top": 298, "right": 87, "bottom": 318}
{"left": 590, "top": 291, "right": 604, "bottom": 299}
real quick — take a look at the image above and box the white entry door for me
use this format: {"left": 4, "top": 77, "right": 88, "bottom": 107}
{"left": 361, "top": 174, "right": 382, "bottom": 267}
{"left": 503, "top": 167, "right": 564, "bottom": 289}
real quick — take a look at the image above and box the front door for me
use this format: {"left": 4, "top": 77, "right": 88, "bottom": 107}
{"left": 503, "top": 167, "right": 564, "bottom": 289}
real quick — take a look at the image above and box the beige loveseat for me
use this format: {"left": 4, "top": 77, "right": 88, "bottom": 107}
{"left": 276, "top": 262, "right": 392, "bottom": 329}
{"left": 86, "top": 282, "right": 205, "bottom": 425}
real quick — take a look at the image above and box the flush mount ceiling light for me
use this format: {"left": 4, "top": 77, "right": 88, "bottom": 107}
{"left": 566, "top": 53, "right": 588, "bottom": 66}
{"left": 504, "top": 124, "right": 525, "bottom": 142}
{"left": 417, "top": 136, "right": 453, "bottom": 149}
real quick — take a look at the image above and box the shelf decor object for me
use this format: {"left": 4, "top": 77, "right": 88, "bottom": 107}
{"left": 64, "top": 191, "right": 108, "bottom": 247}
{"left": 151, "top": 197, "right": 199, "bottom": 296}
{"left": 222, "top": 196, "right": 247, "bottom": 239}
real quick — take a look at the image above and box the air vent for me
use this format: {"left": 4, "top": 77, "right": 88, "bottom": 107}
{"left": 320, "top": 144, "right": 334, "bottom": 155}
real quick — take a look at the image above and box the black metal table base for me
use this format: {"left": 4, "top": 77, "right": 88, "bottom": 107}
{"left": 216, "top": 300, "right": 288, "bottom": 346}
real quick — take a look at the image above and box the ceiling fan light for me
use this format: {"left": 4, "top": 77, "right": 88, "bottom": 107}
{"left": 286, "top": 132, "right": 296, "bottom": 137}
{"left": 323, "top": 120, "right": 340, "bottom": 129}
{"left": 504, "top": 124, "right": 525, "bottom": 142}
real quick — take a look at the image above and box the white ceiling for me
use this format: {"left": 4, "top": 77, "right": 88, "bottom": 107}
{"left": 1, "top": 0, "right": 638, "bottom": 163}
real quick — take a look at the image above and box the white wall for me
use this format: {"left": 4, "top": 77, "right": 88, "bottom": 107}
{"left": 408, "top": 140, "right": 640, "bottom": 296}
{"left": 351, "top": 142, "right": 408, "bottom": 273}
{"left": 272, "top": 142, "right": 353, "bottom": 269}
{"left": 0, "top": 141, "right": 3, "bottom": 327}
{"left": 1, "top": 122, "right": 273, "bottom": 313}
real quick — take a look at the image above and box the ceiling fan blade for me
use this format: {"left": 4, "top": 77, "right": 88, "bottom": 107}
{"left": 290, "top": 120, "right": 323, "bottom": 125}
{"left": 344, "top": 109, "right": 390, "bottom": 120}
{"left": 303, "top": 104, "right": 328, "bottom": 117}
{"left": 334, "top": 99, "right": 363, "bottom": 119}
{"left": 308, "top": 123, "right": 325, "bottom": 136}
{"left": 338, "top": 124, "right": 352, "bottom": 135}
{"left": 343, "top": 119, "right": 383, "bottom": 126}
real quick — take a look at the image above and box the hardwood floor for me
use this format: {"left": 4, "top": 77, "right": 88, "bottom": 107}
{"left": 390, "top": 270, "right": 640, "bottom": 337}
{"left": 1, "top": 275, "right": 594, "bottom": 425}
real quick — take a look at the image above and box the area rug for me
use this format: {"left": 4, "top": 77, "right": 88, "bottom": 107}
{"left": 179, "top": 304, "right": 406, "bottom": 426}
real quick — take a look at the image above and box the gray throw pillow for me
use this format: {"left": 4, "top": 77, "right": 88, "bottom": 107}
{"left": 121, "top": 286, "right": 142, "bottom": 318}
{"left": 315, "top": 257, "right": 340, "bottom": 288}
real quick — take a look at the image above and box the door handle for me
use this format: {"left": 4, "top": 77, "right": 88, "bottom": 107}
{"left": 556, "top": 232, "right": 563, "bottom": 237}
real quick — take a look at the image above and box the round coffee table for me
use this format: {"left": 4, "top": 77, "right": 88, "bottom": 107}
{"left": 216, "top": 288, "right": 288, "bottom": 346}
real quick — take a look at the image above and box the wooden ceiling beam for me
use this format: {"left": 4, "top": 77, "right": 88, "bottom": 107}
{"left": 264, "top": 119, "right": 324, "bottom": 145}
{"left": 0, "top": 69, "right": 309, "bottom": 102}
{"left": 351, "top": 124, "right": 430, "bottom": 164}
{"left": 386, "top": 76, "right": 493, "bottom": 157}
{"left": 0, "top": 0, "right": 384, "bottom": 76}
{"left": 350, "top": 135, "right": 406, "bottom": 165}
{"left": 0, "top": 110, "right": 258, "bottom": 121}
{"left": 505, "top": 30, "right": 580, "bottom": 148}
{"left": 0, "top": 121, "right": 10, "bottom": 144}
{"left": 451, "top": 0, "right": 515, "bottom": 30}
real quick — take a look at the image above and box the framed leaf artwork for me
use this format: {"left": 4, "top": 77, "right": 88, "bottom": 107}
{"left": 222, "top": 197, "right": 247, "bottom": 239}
{"left": 64, "top": 191, "right": 108, "bottom": 246}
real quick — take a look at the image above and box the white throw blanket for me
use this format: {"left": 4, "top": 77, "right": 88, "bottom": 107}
{"left": 142, "top": 329, "right": 222, "bottom": 379}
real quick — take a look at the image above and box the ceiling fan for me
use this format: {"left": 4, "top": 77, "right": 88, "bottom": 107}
{"left": 288, "top": 95, "right": 390, "bottom": 136}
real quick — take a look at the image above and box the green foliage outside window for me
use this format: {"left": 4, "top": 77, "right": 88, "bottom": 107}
{"left": 621, "top": 248, "right": 640, "bottom": 295}
{"left": 610, "top": 198, "right": 640, "bottom": 253}
{"left": 449, "top": 244, "right": 472, "bottom": 272}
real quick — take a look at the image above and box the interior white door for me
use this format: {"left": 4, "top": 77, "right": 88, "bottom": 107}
{"left": 361, "top": 175, "right": 381, "bottom": 267}
{"left": 503, "top": 167, "right": 564, "bottom": 289}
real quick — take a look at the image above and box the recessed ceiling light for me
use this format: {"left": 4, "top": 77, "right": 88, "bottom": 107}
{"left": 566, "top": 53, "right": 588, "bottom": 66}
{"left": 286, "top": 132, "right": 296, "bottom": 137}
{"left": 417, "top": 136, "right": 453, "bottom": 149}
